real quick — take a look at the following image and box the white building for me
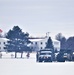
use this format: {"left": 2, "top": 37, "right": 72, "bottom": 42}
{"left": 0, "top": 38, "right": 8, "bottom": 52}
{"left": 30, "top": 36, "right": 60, "bottom": 51}
{"left": 0, "top": 35, "right": 60, "bottom": 52}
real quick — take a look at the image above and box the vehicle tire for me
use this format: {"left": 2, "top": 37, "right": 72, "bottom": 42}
{"left": 49, "top": 60, "right": 52, "bottom": 62}
{"left": 58, "top": 59, "right": 65, "bottom": 62}
{"left": 39, "top": 60, "right": 42, "bottom": 62}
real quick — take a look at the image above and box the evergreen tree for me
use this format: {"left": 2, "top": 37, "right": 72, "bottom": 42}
{"left": 60, "top": 37, "right": 66, "bottom": 49}
{"left": 45, "top": 37, "right": 54, "bottom": 49}
{"left": 66, "top": 37, "right": 74, "bottom": 50}
{"left": 45, "top": 37, "right": 55, "bottom": 61}
{"left": 5, "top": 26, "right": 31, "bottom": 58}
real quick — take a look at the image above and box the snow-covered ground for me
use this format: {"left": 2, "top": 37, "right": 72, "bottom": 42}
{"left": 0, "top": 52, "right": 74, "bottom": 75}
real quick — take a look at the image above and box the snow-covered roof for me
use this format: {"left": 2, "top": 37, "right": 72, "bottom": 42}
{"left": 29, "top": 38, "right": 60, "bottom": 43}
{"left": 0, "top": 38, "right": 9, "bottom": 41}
{"left": 29, "top": 39, "right": 44, "bottom": 42}
{"left": 0, "top": 37, "right": 59, "bottom": 43}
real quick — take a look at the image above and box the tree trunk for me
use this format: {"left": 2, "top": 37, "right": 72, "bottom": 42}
{"left": 21, "top": 52, "right": 23, "bottom": 58}
{"left": 15, "top": 52, "right": 17, "bottom": 58}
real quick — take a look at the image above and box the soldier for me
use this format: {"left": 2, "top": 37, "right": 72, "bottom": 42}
{"left": 11, "top": 54, "right": 14, "bottom": 58}
{"left": 26, "top": 52, "right": 30, "bottom": 59}
{"left": 0, "top": 52, "right": 2, "bottom": 58}
{"left": 36, "top": 51, "right": 39, "bottom": 62}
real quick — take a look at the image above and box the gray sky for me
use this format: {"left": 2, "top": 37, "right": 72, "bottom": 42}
{"left": 0, "top": 0, "right": 74, "bottom": 38}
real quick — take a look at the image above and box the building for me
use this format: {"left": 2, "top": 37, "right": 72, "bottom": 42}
{"left": 29, "top": 36, "right": 60, "bottom": 51}
{"left": 0, "top": 38, "right": 8, "bottom": 52}
{"left": 0, "top": 34, "right": 60, "bottom": 52}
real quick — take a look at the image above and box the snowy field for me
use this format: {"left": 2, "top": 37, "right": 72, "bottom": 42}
{"left": 0, "top": 52, "right": 74, "bottom": 75}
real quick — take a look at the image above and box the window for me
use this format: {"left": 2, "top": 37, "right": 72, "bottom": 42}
{"left": 0, "top": 42, "right": 1, "bottom": 44}
{"left": 41, "top": 42, "right": 43, "bottom": 44}
{"left": 4, "top": 47, "right": 6, "bottom": 49}
{"left": 41, "top": 47, "right": 43, "bottom": 49}
{"left": 30, "top": 47, "right": 33, "bottom": 49}
{"left": 4, "top": 42, "right": 5, "bottom": 44}
{"left": 31, "top": 42, "right": 33, "bottom": 44}
{"left": 35, "top": 42, "right": 37, "bottom": 45}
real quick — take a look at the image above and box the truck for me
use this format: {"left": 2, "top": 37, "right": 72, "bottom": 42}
{"left": 36, "top": 48, "right": 54, "bottom": 62}
{"left": 56, "top": 49, "right": 73, "bottom": 62}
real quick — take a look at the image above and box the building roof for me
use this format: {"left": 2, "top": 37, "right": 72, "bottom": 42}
{"left": 29, "top": 39, "right": 43, "bottom": 42}
{"left": 29, "top": 38, "right": 60, "bottom": 42}
{"left": 0, "top": 38, "right": 9, "bottom": 41}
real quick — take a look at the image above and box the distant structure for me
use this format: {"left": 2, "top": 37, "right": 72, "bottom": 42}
{"left": 0, "top": 33, "right": 60, "bottom": 52}
{"left": 0, "top": 38, "right": 8, "bottom": 52}
{"left": 29, "top": 33, "right": 60, "bottom": 51}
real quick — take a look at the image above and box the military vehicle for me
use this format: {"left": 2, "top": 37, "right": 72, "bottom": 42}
{"left": 36, "top": 48, "right": 54, "bottom": 62}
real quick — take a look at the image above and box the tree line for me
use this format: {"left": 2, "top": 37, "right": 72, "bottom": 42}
{"left": 56, "top": 33, "right": 74, "bottom": 51}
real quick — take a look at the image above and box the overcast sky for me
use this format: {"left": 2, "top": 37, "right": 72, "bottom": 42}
{"left": 0, "top": 0, "right": 74, "bottom": 38}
